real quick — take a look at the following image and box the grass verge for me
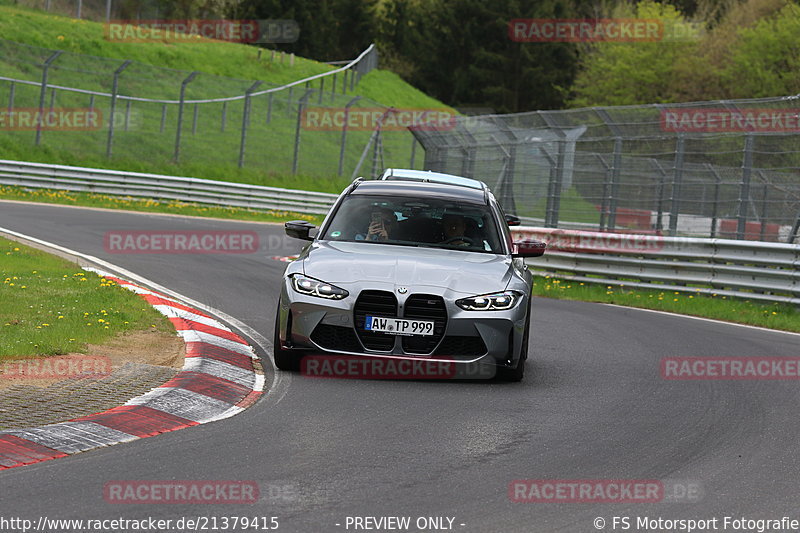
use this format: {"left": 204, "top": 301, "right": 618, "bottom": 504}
{"left": 0, "top": 4, "right": 452, "bottom": 185}
{"left": 0, "top": 185, "right": 325, "bottom": 225}
{"left": 532, "top": 275, "right": 800, "bottom": 333}
{"left": 0, "top": 237, "right": 174, "bottom": 358}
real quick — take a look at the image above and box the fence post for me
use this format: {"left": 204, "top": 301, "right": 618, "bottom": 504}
{"left": 105, "top": 0, "right": 112, "bottom": 22}
{"left": 221, "top": 101, "right": 227, "bottom": 132}
{"left": 789, "top": 211, "right": 800, "bottom": 244}
{"left": 338, "top": 95, "right": 361, "bottom": 176}
{"left": 595, "top": 155, "right": 611, "bottom": 230}
{"left": 758, "top": 176, "right": 769, "bottom": 241}
{"left": 125, "top": 100, "right": 132, "bottom": 131}
{"left": 291, "top": 89, "right": 314, "bottom": 175}
{"left": 540, "top": 147, "right": 558, "bottom": 227}
{"left": 35, "top": 51, "right": 62, "bottom": 146}
{"left": 668, "top": 134, "right": 685, "bottom": 236}
{"left": 371, "top": 111, "right": 391, "bottom": 179}
{"left": 736, "top": 134, "right": 754, "bottom": 239}
{"left": 76, "top": 0, "right": 82, "bottom": 18}
{"left": 651, "top": 159, "right": 668, "bottom": 232}
{"left": 318, "top": 77, "right": 324, "bottom": 104}
{"left": 173, "top": 71, "right": 199, "bottom": 163}
{"left": 594, "top": 109, "right": 623, "bottom": 231}
{"left": 704, "top": 163, "right": 722, "bottom": 238}
{"left": 160, "top": 104, "right": 167, "bottom": 133}
{"left": 331, "top": 73, "right": 337, "bottom": 102}
{"left": 238, "top": 80, "right": 263, "bottom": 168}
{"left": 548, "top": 139, "right": 567, "bottom": 227}
{"left": 607, "top": 137, "right": 623, "bottom": 231}
{"left": 191, "top": 104, "right": 199, "bottom": 135}
{"left": 7, "top": 82, "right": 14, "bottom": 113}
{"left": 106, "top": 59, "right": 131, "bottom": 158}
{"left": 266, "top": 93, "right": 273, "bottom": 124}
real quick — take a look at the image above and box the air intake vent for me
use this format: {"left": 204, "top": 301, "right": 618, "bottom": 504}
{"left": 402, "top": 294, "right": 447, "bottom": 354}
{"left": 354, "top": 290, "right": 397, "bottom": 351}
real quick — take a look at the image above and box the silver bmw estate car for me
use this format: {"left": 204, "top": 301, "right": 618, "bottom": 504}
{"left": 273, "top": 169, "right": 545, "bottom": 381}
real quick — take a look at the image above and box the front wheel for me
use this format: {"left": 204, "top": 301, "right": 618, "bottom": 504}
{"left": 273, "top": 303, "right": 300, "bottom": 371}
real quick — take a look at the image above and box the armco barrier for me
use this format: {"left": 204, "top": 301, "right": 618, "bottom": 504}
{"left": 0, "top": 159, "right": 338, "bottom": 215}
{"left": 3, "top": 160, "right": 798, "bottom": 305}
{"left": 516, "top": 227, "right": 800, "bottom": 305}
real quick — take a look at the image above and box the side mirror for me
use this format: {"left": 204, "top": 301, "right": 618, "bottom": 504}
{"left": 512, "top": 239, "right": 546, "bottom": 258}
{"left": 285, "top": 220, "right": 317, "bottom": 241}
{"left": 505, "top": 214, "right": 521, "bottom": 227}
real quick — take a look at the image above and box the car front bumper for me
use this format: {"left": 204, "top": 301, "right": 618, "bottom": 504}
{"left": 276, "top": 279, "right": 529, "bottom": 372}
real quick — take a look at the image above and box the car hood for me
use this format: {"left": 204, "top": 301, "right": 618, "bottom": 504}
{"left": 302, "top": 241, "right": 514, "bottom": 295}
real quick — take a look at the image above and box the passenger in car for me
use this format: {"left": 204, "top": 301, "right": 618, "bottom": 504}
{"left": 364, "top": 208, "right": 398, "bottom": 241}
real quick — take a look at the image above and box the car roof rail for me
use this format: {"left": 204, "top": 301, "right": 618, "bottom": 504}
{"left": 379, "top": 168, "right": 489, "bottom": 192}
{"left": 349, "top": 176, "right": 365, "bottom": 192}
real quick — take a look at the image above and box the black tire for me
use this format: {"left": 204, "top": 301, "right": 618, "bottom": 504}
{"left": 273, "top": 303, "right": 300, "bottom": 371}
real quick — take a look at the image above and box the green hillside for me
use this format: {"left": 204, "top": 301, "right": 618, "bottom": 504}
{"left": 0, "top": 3, "right": 451, "bottom": 192}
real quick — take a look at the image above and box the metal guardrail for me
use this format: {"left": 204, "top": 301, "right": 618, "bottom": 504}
{"left": 515, "top": 227, "right": 800, "bottom": 305}
{"left": 3, "top": 159, "right": 797, "bottom": 305}
{"left": 0, "top": 159, "right": 338, "bottom": 215}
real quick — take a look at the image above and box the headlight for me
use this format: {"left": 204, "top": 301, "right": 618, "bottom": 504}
{"left": 291, "top": 275, "right": 349, "bottom": 300}
{"left": 456, "top": 291, "right": 521, "bottom": 311}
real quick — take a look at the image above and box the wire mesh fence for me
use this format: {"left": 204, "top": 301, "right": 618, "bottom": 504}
{"left": 0, "top": 38, "right": 424, "bottom": 179}
{"left": 411, "top": 98, "right": 800, "bottom": 242}
{"left": 13, "top": 0, "right": 214, "bottom": 23}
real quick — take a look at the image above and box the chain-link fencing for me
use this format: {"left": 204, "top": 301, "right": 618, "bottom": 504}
{"left": 0, "top": 38, "right": 426, "bottom": 180}
{"left": 13, "top": 0, "right": 221, "bottom": 23}
{"left": 411, "top": 98, "right": 800, "bottom": 242}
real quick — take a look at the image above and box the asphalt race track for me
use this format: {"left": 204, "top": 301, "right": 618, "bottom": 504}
{"left": 1, "top": 200, "right": 799, "bottom": 533}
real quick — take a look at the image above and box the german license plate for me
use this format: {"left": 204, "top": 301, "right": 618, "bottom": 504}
{"left": 365, "top": 316, "right": 434, "bottom": 336}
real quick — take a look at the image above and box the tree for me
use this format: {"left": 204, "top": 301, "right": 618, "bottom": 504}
{"left": 568, "top": 1, "right": 700, "bottom": 107}
{"left": 720, "top": 2, "right": 800, "bottom": 98}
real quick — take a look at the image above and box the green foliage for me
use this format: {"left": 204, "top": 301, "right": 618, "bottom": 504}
{"left": 720, "top": 2, "right": 800, "bottom": 98}
{"left": 569, "top": 1, "right": 700, "bottom": 107}
{"left": 570, "top": 0, "right": 800, "bottom": 106}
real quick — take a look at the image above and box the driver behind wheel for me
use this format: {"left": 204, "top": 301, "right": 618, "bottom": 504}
{"left": 441, "top": 214, "right": 470, "bottom": 246}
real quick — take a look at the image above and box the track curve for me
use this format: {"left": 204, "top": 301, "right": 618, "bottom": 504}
{"left": 0, "top": 200, "right": 798, "bottom": 533}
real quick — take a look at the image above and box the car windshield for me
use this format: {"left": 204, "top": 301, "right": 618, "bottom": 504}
{"left": 321, "top": 194, "right": 504, "bottom": 254}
